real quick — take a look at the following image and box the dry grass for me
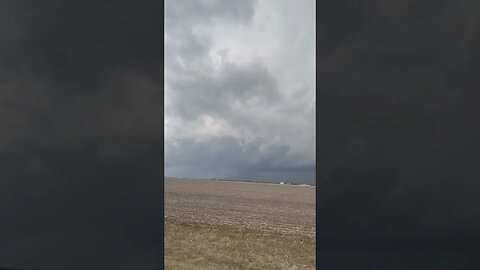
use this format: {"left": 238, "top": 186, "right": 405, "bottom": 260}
{"left": 164, "top": 178, "right": 316, "bottom": 269}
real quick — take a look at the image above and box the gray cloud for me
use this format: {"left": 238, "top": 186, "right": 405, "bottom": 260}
{"left": 165, "top": 137, "right": 315, "bottom": 183}
{"left": 167, "top": 61, "right": 280, "bottom": 121}
{"left": 165, "top": 0, "right": 315, "bottom": 183}
{"left": 165, "top": 0, "right": 256, "bottom": 28}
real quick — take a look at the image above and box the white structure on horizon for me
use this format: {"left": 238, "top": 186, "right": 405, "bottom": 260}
{"left": 280, "top": 181, "right": 285, "bottom": 185}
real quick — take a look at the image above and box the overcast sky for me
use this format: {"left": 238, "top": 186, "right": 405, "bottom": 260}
{"left": 164, "top": 0, "right": 315, "bottom": 183}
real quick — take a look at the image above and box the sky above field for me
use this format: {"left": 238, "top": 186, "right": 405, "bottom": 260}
{"left": 164, "top": 0, "right": 315, "bottom": 184}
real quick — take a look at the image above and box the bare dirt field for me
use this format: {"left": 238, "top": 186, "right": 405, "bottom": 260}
{"left": 164, "top": 178, "right": 316, "bottom": 269}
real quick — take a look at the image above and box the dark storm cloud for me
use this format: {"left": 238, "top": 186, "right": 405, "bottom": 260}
{"left": 165, "top": 0, "right": 315, "bottom": 183}
{"left": 165, "top": 56, "right": 313, "bottom": 181}
{"left": 0, "top": 1, "right": 161, "bottom": 269}
{"left": 165, "top": 137, "right": 316, "bottom": 182}
{"left": 317, "top": 0, "right": 480, "bottom": 258}
{"left": 168, "top": 61, "right": 280, "bottom": 121}
{"left": 165, "top": 137, "right": 315, "bottom": 184}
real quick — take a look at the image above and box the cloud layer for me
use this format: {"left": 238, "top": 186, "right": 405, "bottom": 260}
{"left": 165, "top": 0, "right": 316, "bottom": 183}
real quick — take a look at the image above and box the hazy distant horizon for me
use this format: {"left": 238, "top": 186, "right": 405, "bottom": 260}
{"left": 165, "top": 173, "right": 316, "bottom": 185}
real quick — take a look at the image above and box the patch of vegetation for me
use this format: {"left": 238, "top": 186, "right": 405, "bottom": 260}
{"left": 165, "top": 221, "right": 315, "bottom": 270}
